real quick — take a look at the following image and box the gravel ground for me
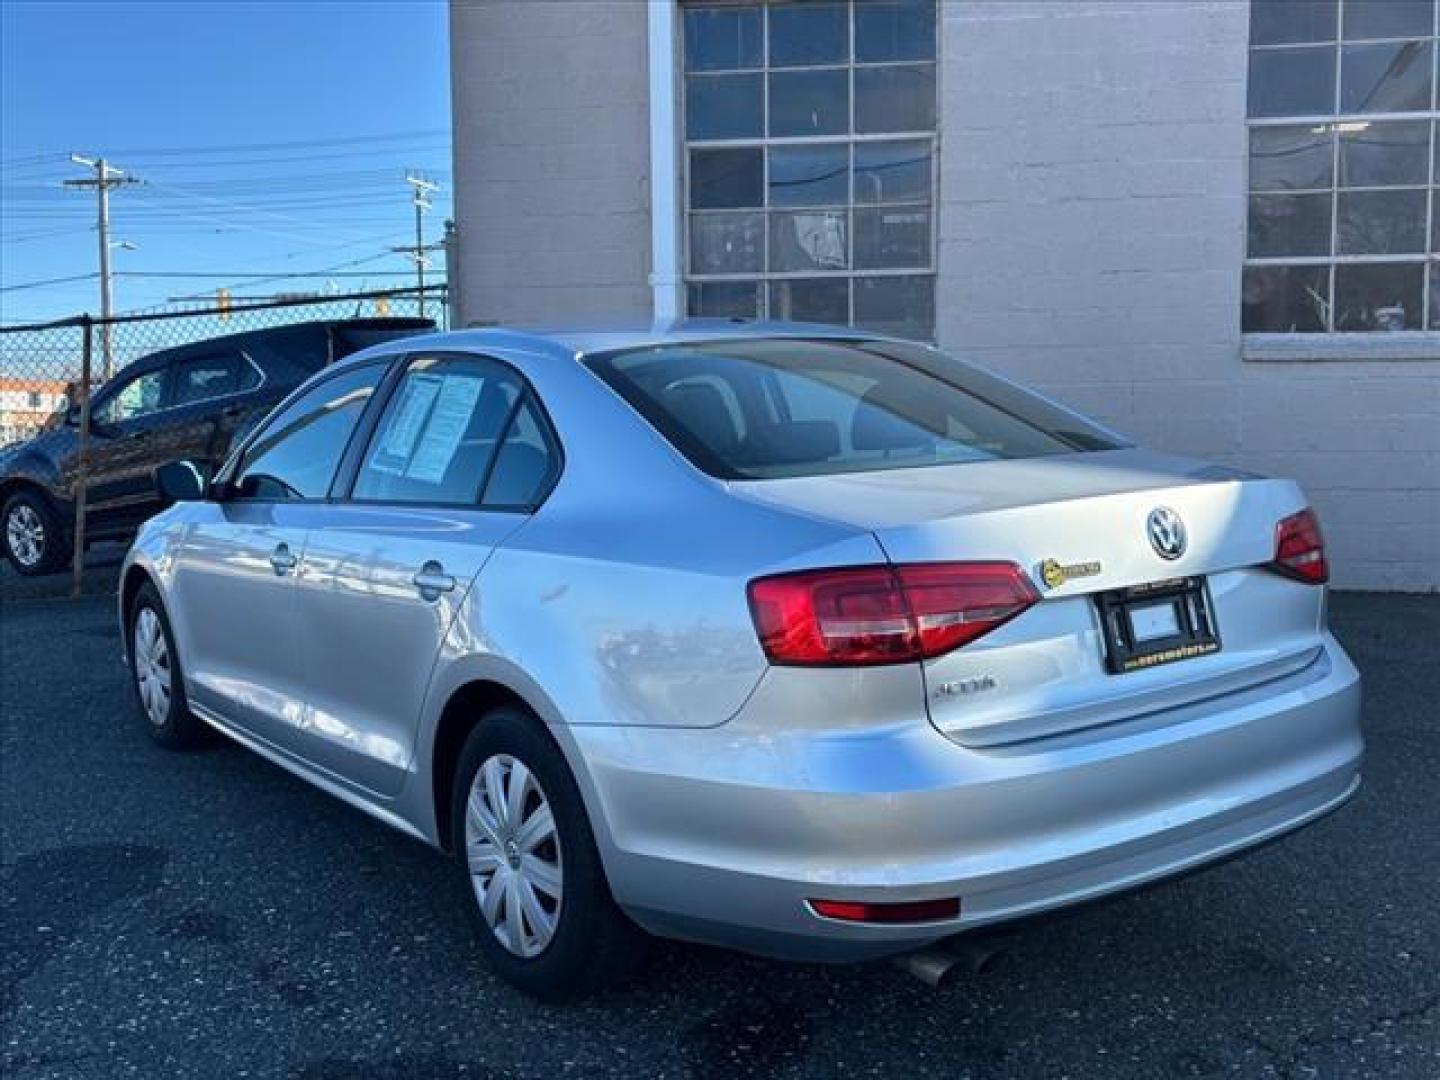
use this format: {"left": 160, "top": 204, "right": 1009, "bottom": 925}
{"left": 2, "top": 559, "right": 1436, "bottom": 1079}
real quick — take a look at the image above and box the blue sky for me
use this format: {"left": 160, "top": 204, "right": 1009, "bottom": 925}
{"left": 1, "top": 0, "right": 452, "bottom": 323}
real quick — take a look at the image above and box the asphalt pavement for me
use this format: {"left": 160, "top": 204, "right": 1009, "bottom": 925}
{"left": 2, "top": 557, "right": 1437, "bottom": 1079}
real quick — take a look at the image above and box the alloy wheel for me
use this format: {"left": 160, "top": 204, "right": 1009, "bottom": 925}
{"left": 464, "top": 753, "right": 564, "bottom": 958}
{"left": 6, "top": 504, "right": 45, "bottom": 568}
{"left": 133, "top": 607, "right": 172, "bottom": 728}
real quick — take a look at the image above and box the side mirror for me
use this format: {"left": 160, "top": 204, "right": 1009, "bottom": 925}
{"left": 154, "top": 460, "right": 212, "bottom": 503}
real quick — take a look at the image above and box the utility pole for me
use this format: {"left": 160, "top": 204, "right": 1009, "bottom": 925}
{"left": 65, "top": 155, "right": 139, "bottom": 379}
{"left": 392, "top": 172, "right": 440, "bottom": 318}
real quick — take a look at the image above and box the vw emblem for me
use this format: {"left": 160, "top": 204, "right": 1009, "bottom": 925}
{"left": 1147, "top": 507, "right": 1187, "bottom": 561}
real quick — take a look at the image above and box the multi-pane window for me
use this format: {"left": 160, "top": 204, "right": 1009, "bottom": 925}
{"left": 1244, "top": 0, "right": 1440, "bottom": 333}
{"left": 682, "top": 1, "right": 938, "bottom": 341}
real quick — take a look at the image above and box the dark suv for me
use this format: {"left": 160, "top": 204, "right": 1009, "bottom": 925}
{"left": 0, "top": 317, "right": 433, "bottom": 575}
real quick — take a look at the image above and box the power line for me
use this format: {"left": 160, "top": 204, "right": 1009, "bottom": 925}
{"left": 0, "top": 272, "right": 99, "bottom": 293}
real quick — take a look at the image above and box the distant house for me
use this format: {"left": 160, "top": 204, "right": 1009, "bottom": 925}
{"left": 0, "top": 376, "right": 69, "bottom": 447}
{"left": 449, "top": 1, "right": 1440, "bottom": 590}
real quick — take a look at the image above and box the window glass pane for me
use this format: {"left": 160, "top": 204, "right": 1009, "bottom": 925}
{"left": 482, "top": 398, "right": 557, "bottom": 508}
{"left": 1250, "top": 0, "right": 1339, "bottom": 46}
{"left": 690, "top": 212, "right": 764, "bottom": 273}
{"left": 1334, "top": 262, "right": 1425, "bottom": 328}
{"left": 854, "top": 275, "right": 935, "bottom": 340}
{"left": 1342, "top": 0, "right": 1434, "bottom": 41}
{"left": 768, "top": 144, "right": 849, "bottom": 206}
{"left": 1433, "top": 190, "right": 1439, "bottom": 251}
{"left": 1249, "top": 125, "right": 1335, "bottom": 191}
{"left": 1242, "top": 265, "right": 1332, "bottom": 331}
{"left": 99, "top": 368, "right": 166, "bottom": 424}
{"left": 1337, "top": 188, "right": 1429, "bottom": 251}
{"left": 854, "top": 206, "right": 931, "bottom": 268}
{"left": 1340, "top": 40, "right": 1433, "bottom": 113}
{"left": 769, "top": 2, "right": 848, "bottom": 67}
{"left": 1248, "top": 46, "right": 1337, "bottom": 117}
{"left": 686, "top": 74, "right": 763, "bottom": 140}
{"left": 690, "top": 148, "right": 763, "bottom": 209}
{"left": 235, "top": 365, "right": 382, "bottom": 501}
{"left": 1247, "top": 192, "right": 1334, "bottom": 256}
{"left": 856, "top": 0, "right": 937, "bottom": 62}
{"left": 769, "top": 209, "right": 850, "bottom": 271}
{"left": 769, "top": 69, "right": 850, "bottom": 136}
{"left": 684, "top": 6, "right": 762, "bottom": 71}
{"left": 353, "top": 358, "right": 521, "bottom": 505}
{"left": 1430, "top": 260, "right": 1439, "bottom": 327}
{"left": 174, "top": 356, "right": 239, "bottom": 405}
{"left": 854, "top": 140, "right": 932, "bottom": 203}
{"left": 688, "top": 280, "right": 761, "bottom": 319}
{"left": 1339, "top": 119, "right": 1431, "bottom": 185}
{"left": 768, "top": 278, "right": 849, "bottom": 324}
{"left": 855, "top": 64, "right": 937, "bottom": 133}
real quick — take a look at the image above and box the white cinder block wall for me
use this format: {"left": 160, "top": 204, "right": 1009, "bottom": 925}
{"left": 449, "top": 0, "right": 1439, "bottom": 591}
{"left": 938, "top": 1, "right": 1438, "bottom": 591}
{"left": 449, "top": 0, "right": 653, "bottom": 327}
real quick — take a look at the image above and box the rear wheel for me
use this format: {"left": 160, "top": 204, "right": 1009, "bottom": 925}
{"left": 450, "top": 705, "right": 647, "bottom": 1000}
{"left": 2, "top": 490, "right": 67, "bottom": 576}
{"left": 127, "top": 582, "right": 207, "bottom": 749}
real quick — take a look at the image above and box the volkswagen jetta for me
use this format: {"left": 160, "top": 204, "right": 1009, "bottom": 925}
{"left": 119, "top": 323, "right": 1362, "bottom": 999}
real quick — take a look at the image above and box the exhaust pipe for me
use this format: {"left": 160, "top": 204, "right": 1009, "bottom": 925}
{"left": 893, "top": 934, "right": 1013, "bottom": 987}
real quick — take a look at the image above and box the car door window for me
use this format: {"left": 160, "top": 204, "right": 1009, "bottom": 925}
{"left": 481, "top": 397, "right": 559, "bottom": 508}
{"left": 95, "top": 368, "right": 168, "bottom": 424}
{"left": 352, "top": 355, "right": 523, "bottom": 505}
{"left": 173, "top": 352, "right": 259, "bottom": 406}
{"left": 232, "top": 364, "right": 384, "bottom": 500}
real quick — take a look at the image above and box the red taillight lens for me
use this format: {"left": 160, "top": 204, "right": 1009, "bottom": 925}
{"left": 1272, "top": 507, "right": 1328, "bottom": 584}
{"left": 809, "top": 897, "right": 961, "bottom": 923}
{"left": 747, "top": 562, "right": 1039, "bottom": 666}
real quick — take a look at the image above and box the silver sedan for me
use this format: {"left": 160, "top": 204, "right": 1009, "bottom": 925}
{"left": 119, "top": 324, "right": 1362, "bottom": 999}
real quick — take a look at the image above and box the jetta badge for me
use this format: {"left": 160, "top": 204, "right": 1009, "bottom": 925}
{"left": 1147, "top": 506, "right": 1187, "bottom": 560}
{"left": 1040, "top": 558, "right": 1102, "bottom": 590}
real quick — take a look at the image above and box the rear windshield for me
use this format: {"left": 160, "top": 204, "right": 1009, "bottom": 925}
{"left": 585, "top": 338, "right": 1127, "bottom": 480}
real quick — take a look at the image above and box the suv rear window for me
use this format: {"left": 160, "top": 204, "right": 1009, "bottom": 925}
{"left": 585, "top": 338, "right": 1126, "bottom": 480}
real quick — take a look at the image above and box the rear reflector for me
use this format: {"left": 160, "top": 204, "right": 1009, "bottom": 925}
{"left": 1271, "top": 507, "right": 1328, "bottom": 584}
{"left": 809, "top": 897, "right": 962, "bottom": 924}
{"left": 747, "top": 562, "right": 1039, "bottom": 666}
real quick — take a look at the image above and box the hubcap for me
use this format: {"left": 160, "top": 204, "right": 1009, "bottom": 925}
{"left": 132, "top": 607, "right": 172, "bottom": 728}
{"left": 6, "top": 505, "right": 45, "bottom": 567}
{"left": 464, "top": 754, "right": 563, "bottom": 958}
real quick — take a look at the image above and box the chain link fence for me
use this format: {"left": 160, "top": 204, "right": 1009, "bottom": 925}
{"left": 0, "top": 285, "right": 447, "bottom": 592}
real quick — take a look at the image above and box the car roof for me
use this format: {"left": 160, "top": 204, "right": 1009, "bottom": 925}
{"left": 340, "top": 319, "right": 899, "bottom": 366}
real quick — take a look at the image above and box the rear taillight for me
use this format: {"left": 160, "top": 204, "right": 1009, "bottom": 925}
{"left": 747, "top": 562, "right": 1039, "bottom": 666}
{"left": 1271, "top": 507, "right": 1328, "bottom": 584}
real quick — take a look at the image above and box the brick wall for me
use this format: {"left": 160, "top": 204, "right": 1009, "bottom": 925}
{"left": 937, "top": 1, "right": 1439, "bottom": 591}
{"left": 449, "top": 0, "right": 653, "bottom": 327}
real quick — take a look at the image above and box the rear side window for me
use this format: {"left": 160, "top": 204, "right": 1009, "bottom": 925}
{"left": 352, "top": 355, "right": 522, "bottom": 505}
{"left": 481, "top": 397, "right": 559, "bottom": 508}
{"left": 172, "top": 353, "right": 259, "bottom": 406}
{"left": 585, "top": 338, "right": 1124, "bottom": 480}
{"left": 233, "top": 364, "right": 384, "bottom": 500}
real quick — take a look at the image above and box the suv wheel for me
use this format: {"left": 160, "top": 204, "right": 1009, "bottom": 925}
{"left": 451, "top": 706, "right": 647, "bottom": 1000}
{"left": 2, "top": 491, "right": 67, "bottom": 576}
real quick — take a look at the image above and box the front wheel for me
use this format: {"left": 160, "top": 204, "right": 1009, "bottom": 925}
{"left": 2, "top": 491, "right": 68, "bottom": 576}
{"left": 127, "top": 582, "right": 207, "bottom": 749}
{"left": 451, "top": 706, "right": 647, "bottom": 1001}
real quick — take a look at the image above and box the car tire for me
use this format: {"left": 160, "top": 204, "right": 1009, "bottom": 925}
{"left": 2, "top": 490, "right": 68, "bottom": 576}
{"left": 450, "top": 705, "right": 648, "bottom": 1001}
{"left": 127, "top": 582, "right": 207, "bottom": 749}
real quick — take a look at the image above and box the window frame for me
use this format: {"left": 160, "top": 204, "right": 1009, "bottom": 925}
{"left": 1244, "top": 0, "right": 1440, "bottom": 337}
{"left": 334, "top": 351, "right": 565, "bottom": 514}
{"left": 680, "top": 0, "right": 940, "bottom": 339}
{"left": 169, "top": 351, "right": 267, "bottom": 411}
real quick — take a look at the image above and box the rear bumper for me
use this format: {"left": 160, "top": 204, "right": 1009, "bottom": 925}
{"left": 571, "top": 635, "right": 1363, "bottom": 961}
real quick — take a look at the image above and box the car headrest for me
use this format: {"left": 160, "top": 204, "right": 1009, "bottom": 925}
{"left": 664, "top": 382, "right": 741, "bottom": 455}
{"left": 851, "top": 390, "right": 934, "bottom": 452}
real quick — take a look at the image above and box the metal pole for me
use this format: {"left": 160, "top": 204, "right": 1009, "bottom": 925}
{"left": 71, "top": 317, "right": 93, "bottom": 598}
{"left": 415, "top": 197, "right": 425, "bottom": 319}
{"left": 97, "top": 161, "right": 114, "bottom": 379}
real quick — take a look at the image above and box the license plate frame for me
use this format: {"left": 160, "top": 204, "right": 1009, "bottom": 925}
{"left": 1095, "top": 576, "right": 1221, "bottom": 674}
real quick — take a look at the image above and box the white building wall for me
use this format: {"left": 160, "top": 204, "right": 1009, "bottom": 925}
{"left": 937, "top": 0, "right": 1438, "bottom": 591}
{"left": 449, "top": 0, "right": 653, "bottom": 327}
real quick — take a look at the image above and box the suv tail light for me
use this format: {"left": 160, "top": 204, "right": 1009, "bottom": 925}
{"left": 1271, "top": 507, "right": 1328, "bottom": 584}
{"left": 747, "top": 562, "right": 1039, "bottom": 667}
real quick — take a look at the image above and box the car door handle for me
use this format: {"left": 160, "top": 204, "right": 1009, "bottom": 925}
{"left": 412, "top": 561, "right": 456, "bottom": 601}
{"left": 122, "top": 430, "right": 151, "bottom": 443}
{"left": 269, "top": 543, "right": 298, "bottom": 576}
